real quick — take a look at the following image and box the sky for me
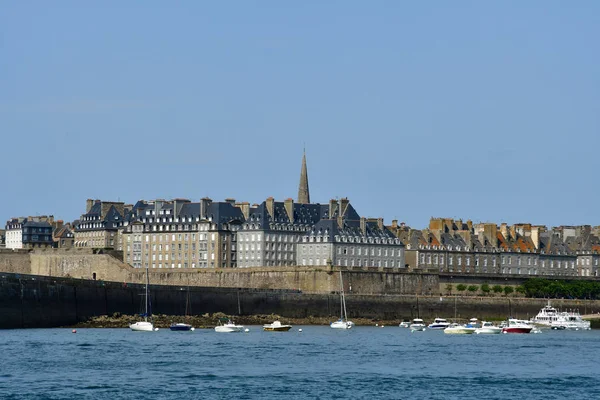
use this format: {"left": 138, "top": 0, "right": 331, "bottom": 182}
{"left": 1, "top": 1, "right": 599, "bottom": 229}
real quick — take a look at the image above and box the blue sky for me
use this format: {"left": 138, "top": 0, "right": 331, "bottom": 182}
{"left": 1, "top": 2, "right": 598, "bottom": 229}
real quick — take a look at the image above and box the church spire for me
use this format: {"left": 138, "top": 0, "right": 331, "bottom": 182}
{"left": 297, "top": 149, "right": 310, "bottom": 204}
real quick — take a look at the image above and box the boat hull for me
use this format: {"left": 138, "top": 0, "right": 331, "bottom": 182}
{"left": 215, "top": 325, "right": 243, "bottom": 333}
{"left": 331, "top": 320, "right": 354, "bottom": 329}
{"left": 444, "top": 327, "right": 476, "bottom": 334}
{"left": 475, "top": 327, "right": 502, "bottom": 334}
{"left": 410, "top": 325, "right": 426, "bottom": 332}
{"left": 130, "top": 321, "right": 156, "bottom": 332}
{"left": 169, "top": 323, "right": 193, "bottom": 331}
{"left": 502, "top": 327, "right": 532, "bottom": 334}
{"left": 428, "top": 324, "right": 450, "bottom": 330}
{"left": 263, "top": 326, "right": 292, "bottom": 332}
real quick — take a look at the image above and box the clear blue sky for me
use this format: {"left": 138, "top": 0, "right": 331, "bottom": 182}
{"left": 2, "top": 2, "right": 599, "bottom": 229}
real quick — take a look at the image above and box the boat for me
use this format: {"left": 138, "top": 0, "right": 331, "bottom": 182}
{"left": 410, "top": 318, "right": 426, "bottom": 332}
{"left": 170, "top": 286, "right": 194, "bottom": 331}
{"left": 531, "top": 301, "right": 590, "bottom": 330}
{"left": 263, "top": 320, "right": 293, "bottom": 332}
{"left": 466, "top": 318, "right": 482, "bottom": 328}
{"left": 444, "top": 323, "right": 476, "bottom": 334}
{"left": 399, "top": 321, "right": 411, "bottom": 328}
{"left": 475, "top": 321, "right": 502, "bottom": 334}
{"left": 215, "top": 319, "right": 244, "bottom": 333}
{"left": 330, "top": 270, "right": 355, "bottom": 329}
{"left": 501, "top": 318, "right": 532, "bottom": 334}
{"left": 130, "top": 265, "right": 158, "bottom": 332}
{"left": 428, "top": 317, "right": 451, "bottom": 330}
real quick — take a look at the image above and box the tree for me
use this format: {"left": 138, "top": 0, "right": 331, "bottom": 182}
{"left": 456, "top": 284, "right": 467, "bottom": 293}
{"left": 480, "top": 283, "right": 491, "bottom": 295}
{"left": 492, "top": 285, "right": 503, "bottom": 294}
{"left": 503, "top": 286, "right": 514, "bottom": 296}
{"left": 515, "top": 286, "right": 526, "bottom": 296}
{"left": 467, "top": 285, "right": 479, "bottom": 294}
{"left": 445, "top": 284, "right": 453, "bottom": 295}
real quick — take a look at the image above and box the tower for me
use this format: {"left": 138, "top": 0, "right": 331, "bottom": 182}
{"left": 297, "top": 150, "right": 310, "bottom": 204}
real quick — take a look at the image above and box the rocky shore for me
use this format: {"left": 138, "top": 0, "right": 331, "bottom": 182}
{"left": 67, "top": 312, "right": 409, "bottom": 329}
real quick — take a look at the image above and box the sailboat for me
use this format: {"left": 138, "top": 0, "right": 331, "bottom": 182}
{"left": 330, "top": 270, "right": 355, "bottom": 329}
{"left": 170, "top": 286, "right": 194, "bottom": 331}
{"left": 130, "top": 265, "right": 158, "bottom": 332}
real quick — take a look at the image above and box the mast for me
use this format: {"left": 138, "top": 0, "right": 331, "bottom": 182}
{"left": 145, "top": 264, "right": 149, "bottom": 322}
{"left": 340, "top": 270, "right": 348, "bottom": 321}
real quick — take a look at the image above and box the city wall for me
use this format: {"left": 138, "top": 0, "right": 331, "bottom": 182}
{"left": 2, "top": 272, "right": 599, "bottom": 329}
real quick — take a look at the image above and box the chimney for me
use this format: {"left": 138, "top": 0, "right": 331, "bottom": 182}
{"left": 466, "top": 219, "right": 473, "bottom": 232}
{"left": 531, "top": 226, "right": 541, "bottom": 250}
{"left": 124, "top": 204, "right": 133, "bottom": 215}
{"left": 328, "top": 199, "right": 338, "bottom": 219}
{"left": 225, "top": 198, "right": 236, "bottom": 206}
{"left": 200, "top": 197, "right": 212, "bottom": 219}
{"left": 173, "top": 198, "right": 190, "bottom": 217}
{"left": 266, "top": 197, "right": 275, "bottom": 219}
{"left": 391, "top": 220, "right": 398, "bottom": 229}
{"left": 86, "top": 199, "right": 94, "bottom": 213}
{"left": 377, "top": 217, "right": 384, "bottom": 230}
{"left": 500, "top": 223, "right": 508, "bottom": 240}
{"left": 338, "top": 198, "right": 350, "bottom": 217}
{"left": 284, "top": 198, "right": 294, "bottom": 223}
{"left": 509, "top": 225, "right": 517, "bottom": 240}
{"left": 236, "top": 202, "right": 250, "bottom": 220}
{"left": 155, "top": 199, "right": 165, "bottom": 217}
{"left": 360, "top": 217, "right": 367, "bottom": 235}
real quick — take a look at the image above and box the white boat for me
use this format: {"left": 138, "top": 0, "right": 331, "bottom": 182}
{"left": 428, "top": 318, "right": 451, "bottom": 330}
{"left": 130, "top": 265, "right": 158, "bottom": 332}
{"left": 410, "top": 318, "right": 426, "bottom": 332}
{"left": 532, "top": 301, "right": 590, "bottom": 330}
{"left": 330, "top": 270, "right": 354, "bottom": 329}
{"left": 475, "top": 321, "right": 502, "bottom": 334}
{"left": 214, "top": 319, "right": 244, "bottom": 333}
{"left": 399, "top": 321, "right": 411, "bottom": 328}
{"left": 444, "top": 323, "right": 476, "bottom": 334}
{"left": 263, "top": 320, "right": 293, "bottom": 331}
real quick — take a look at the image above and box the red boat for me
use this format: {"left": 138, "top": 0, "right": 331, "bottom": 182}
{"left": 502, "top": 319, "right": 533, "bottom": 334}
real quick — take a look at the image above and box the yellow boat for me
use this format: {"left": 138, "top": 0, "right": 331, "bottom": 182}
{"left": 263, "top": 321, "right": 293, "bottom": 331}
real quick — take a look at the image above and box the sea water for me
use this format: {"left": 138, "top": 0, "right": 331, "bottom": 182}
{"left": 0, "top": 326, "right": 599, "bottom": 399}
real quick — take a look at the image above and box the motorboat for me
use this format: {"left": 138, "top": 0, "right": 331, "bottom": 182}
{"left": 399, "top": 321, "right": 411, "bottom": 328}
{"left": 444, "top": 323, "right": 476, "bottom": 334}
{"left": 263, "top": 321, "right": 293, "bottom": 332}
{"left": 428, "top": 318, "right": 450, "bottom": 330}
{"left": 410, "top": 318, "right": 426, "bottom": 332}
{"left": 475, "top": 321, "right": 502, "bottom": 334}
{"left": 330, "top": 271, "right": 354, "bottom": 329}
{"left": 215, "top": 319, "right": 244, "bottom": 333}
{"left": 502, "top": 319, "right": 532, "bottom": 334}
{"left": 466, "top": 318, "right": 482, "bottom": 328}
{"left": 170, "top": 323, "right": 194, "bottom": 331}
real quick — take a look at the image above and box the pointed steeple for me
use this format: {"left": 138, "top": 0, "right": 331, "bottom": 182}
{"left": 297, "top": 149, "right": 310, "bottom": 204}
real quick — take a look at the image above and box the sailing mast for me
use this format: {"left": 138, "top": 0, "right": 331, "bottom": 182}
{"left": 340, "top": 270, "right": 347, "bottom": 322}
{"left": 145, "top": 264, "right": 150, "bottom": 322}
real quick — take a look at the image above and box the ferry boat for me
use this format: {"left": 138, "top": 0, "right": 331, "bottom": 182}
{"left": 532, "top": 301, "right": 590, "bottom": 330}
{"left": 428, "top": 318, "right": 451, "bottom": 330}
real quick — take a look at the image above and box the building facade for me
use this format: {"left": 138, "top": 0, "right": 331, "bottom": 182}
{"left": 5, "top": 216, "right": 54, "bottom": 249}
{"left": 74, "top": 199, "right": 126, "bottom": 249}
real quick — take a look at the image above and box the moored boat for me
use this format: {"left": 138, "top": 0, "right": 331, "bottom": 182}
{"left": 410, "top": 318, "right": 426, "bottom": 332}
{"left": 170, "top": 323, "right": 194, "bottom": 331}
{"left": 263, "top": 321, "right": 293, "bottom": 332}
{"left": 502, "top": 319, "right": 532, "bottom": 334}
{"left": 475, "top": 321, "right": 502, "bottom": 334}
{"left": 399, "top": 321, "right": 411, "bottom": 328}
{"left": 428, "top": 318, "right": 450, "bottom": 330}
{"left": 444, "top": 323, "right": 476, "bottom": 334}
{"left": 215, "top": 319, "right": 244, "bottom": 333}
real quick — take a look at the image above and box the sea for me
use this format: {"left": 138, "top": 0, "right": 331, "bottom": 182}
{"left": 0, "top": 326, "right": 599, "bottom": 400}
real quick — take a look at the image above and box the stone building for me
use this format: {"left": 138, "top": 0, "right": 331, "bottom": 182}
{"left": 5, "top": 216, "right": 54, "bottom": 249}
{"left": 296, "top": 201, "right": 405, "bottom": 268}
{"left": 74, "top": 199, "right": 126, "bottom": 249}
{"left": 53, "top": 222, "right": 75, "bottom": 249}
{"left": 122, "top": 198, "right": 244, "bottom": 269}
{"left": 391, "top": 217, "right": 597, "bottom": 277}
